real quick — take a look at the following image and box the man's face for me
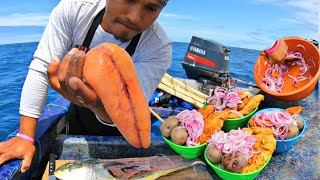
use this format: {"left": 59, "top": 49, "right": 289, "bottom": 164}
{"left": 102, "top": 0, "right": 164, "bottom": 42}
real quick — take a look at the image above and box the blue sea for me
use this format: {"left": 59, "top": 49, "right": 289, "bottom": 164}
{"left": 0, "top": 42, "right": 260, "bottom": 141}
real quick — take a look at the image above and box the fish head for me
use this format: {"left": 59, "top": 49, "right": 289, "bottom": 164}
{"left": 54, "top": 160, "right": 94, "bottom": 180}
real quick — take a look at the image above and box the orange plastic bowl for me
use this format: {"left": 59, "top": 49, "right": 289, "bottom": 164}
{"left": 254, "top": 37, "right": 320, "bottom": 102}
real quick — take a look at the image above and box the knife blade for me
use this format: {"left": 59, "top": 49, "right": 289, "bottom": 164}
{"left": 49, "top": 153, "right": 57, "bottom": 180}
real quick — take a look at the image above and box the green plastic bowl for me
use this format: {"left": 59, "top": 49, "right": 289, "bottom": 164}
{"left": 222, "top": 107, "right": 258, "bottom": 132}
{"left": 162, "top": 136, "right": 207, "bottom": 159}
{"left": 204, "top": 148, "right": 271, "bottom": 180}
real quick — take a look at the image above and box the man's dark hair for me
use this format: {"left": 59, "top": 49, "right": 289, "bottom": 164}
{"left": 157, "top": 0, "right": 169, "bottom": 7}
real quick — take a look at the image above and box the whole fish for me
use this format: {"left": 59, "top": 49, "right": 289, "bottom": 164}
{"left": 54, "top": 159, "right": 124, "bottom": 180}
{"left": 54, "top": 158, "right": 206, "bottom": 180}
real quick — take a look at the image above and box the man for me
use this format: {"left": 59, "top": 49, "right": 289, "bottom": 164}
{"left": 0, "top": 0, "right": 171, "bottom": 173}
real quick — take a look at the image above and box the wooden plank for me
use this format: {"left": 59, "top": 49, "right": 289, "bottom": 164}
{"left": 158, "top": 83, "right": 205, "bottom": 108}
{"left": 159, "top": 80, "right": 207, "bottom": 103}
{"left": 42, "top": 160, "right": 73, "bottom": 180}
{"left": 158, "top": 73, "right": 209, "bottom": 109}
{"left": 163, "top": 73, "right": 209, "bottom": 100}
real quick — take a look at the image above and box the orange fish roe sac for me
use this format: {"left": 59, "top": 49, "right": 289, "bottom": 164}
{"left": 241, "top": 127, "right": 276, "bottom": 174}
{"left": 84, "top": 43, "right": 151, "bottom": 148}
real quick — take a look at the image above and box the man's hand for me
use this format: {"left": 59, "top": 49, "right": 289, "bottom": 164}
{"left": 0, "top": 137, "right": 35, "bottom": 173}
{"left": 47, "top": 48, "right": 98, "bottom": 107}
{"left": 47, "top": 48, "right": 113, "bottom": 123}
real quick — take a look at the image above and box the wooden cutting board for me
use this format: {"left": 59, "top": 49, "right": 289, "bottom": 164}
{"left": 42, "top": 157, "right": 213, "bottom": 180}
{"left": 42, "top": 160, "right": 72, "bottom": 180}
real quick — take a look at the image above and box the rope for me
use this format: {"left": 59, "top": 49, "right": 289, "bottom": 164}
{"left": 46, "top": 103, "right": 69, "bottom": 112}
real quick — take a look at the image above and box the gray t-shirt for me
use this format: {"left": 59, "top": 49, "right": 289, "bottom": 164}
{"left": 19, "top": 0, "right": 172, "bottom": 118}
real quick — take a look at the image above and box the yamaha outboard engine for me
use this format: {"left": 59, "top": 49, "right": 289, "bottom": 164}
{"left": 182, "top": 36, "right": 230, "bottom": 80}
{"left": 182, "top": 36, "right": 230, "bottom": 94}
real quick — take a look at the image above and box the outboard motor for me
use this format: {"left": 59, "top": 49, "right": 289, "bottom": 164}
{"left": 309, "top": 39, "right": 319, "bottom": 48}
{"left": 182, "top": 36, "right": 230, "bottom": 80}
{"left": 181, "top": 36, "right": 230, "bottom": 94}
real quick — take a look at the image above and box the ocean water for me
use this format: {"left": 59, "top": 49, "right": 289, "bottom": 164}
{"left": 0, "top": 42, "right": 260, "bottom": 140}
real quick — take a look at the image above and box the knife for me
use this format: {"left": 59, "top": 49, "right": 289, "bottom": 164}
{"left": 49, "top": 153, "right": 57, "bottom": 180}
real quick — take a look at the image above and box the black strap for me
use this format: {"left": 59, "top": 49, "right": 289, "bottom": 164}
{"left": 126, "top": 33, "right": 142, "bottom": 56}
{"left": 82, "top": 8, "right": 105, "bottom": 48}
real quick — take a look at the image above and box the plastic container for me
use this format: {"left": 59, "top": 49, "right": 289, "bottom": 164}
{"left": 204, "top": 148, "right": 271, "bottom": 180}
{"left": 222, "top": 107, "right": 258, "bottom": 132}
{"left": 250, "top": 108, "right": 307, "bottom": 154}
{"left": 162, "top": 136, "right": 207, "bottom": 159}
{"left": 254, "top": 37, "right": 320, "bottom": 102}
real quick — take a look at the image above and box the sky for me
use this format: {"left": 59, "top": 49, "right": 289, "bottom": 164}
{"left": 0, "top": 0, "right": 318, "bottom": 50}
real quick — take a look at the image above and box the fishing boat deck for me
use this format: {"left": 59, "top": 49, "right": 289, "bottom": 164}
{"left": 0, "top": 83, "right": 319, "bottom": 179}
{"left": 51, "top": 86, "right": 319, "bottom": 179}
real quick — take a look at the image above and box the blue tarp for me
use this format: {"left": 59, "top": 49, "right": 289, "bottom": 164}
{"left": 149, "top": 89, "right": 194, "bottom": 111}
